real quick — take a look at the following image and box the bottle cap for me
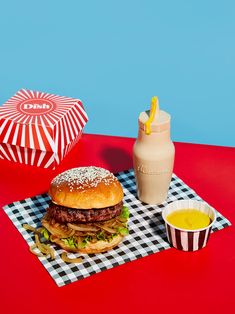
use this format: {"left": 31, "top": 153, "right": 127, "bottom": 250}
{"left": 139, "top": 109, "right": 171, "bottom": 133}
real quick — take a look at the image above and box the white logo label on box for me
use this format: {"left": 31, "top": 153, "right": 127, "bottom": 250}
{"left": 18, "top": 99, "right": 55, "bottom": 115}
{"left": 23, "top": 103, "right": 50, "bottom": 110}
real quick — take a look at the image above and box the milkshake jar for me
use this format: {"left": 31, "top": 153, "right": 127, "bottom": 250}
{"left": 133, "top": 97, "right": 175, "bottom": 205}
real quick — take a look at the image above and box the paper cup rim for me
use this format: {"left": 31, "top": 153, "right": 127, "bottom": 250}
{"left": 162, "top": 200, "right": 217, "bottom": 233}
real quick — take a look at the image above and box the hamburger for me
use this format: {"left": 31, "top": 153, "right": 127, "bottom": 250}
{"left": 41, "top": 166, "right": 129, "bottom": 254}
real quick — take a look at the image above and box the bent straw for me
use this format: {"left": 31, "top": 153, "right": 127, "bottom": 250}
{"left": 145, "top": 96, "right": 159, "bottom": 135}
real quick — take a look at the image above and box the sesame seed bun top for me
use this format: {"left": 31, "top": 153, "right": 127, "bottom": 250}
{"left": 49, "top": 166, "right": 124, "bottom": 209}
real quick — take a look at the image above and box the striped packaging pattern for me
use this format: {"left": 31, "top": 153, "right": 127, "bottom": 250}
{"left": 166, "top": 224, "right": 212, "bottom": 251}
{"left": 0, "top": 89, "right": 88, "bottom": 169}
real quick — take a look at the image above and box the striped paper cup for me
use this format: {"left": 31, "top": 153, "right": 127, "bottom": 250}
{"left": 162, "top": 200, "right": 216, "bottom": 251}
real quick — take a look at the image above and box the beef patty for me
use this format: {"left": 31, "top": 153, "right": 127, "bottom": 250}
{"left": 47, "top": 201, "right": 123, "bottom": 223}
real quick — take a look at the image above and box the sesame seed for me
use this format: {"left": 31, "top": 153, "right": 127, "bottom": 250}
{"left": 52, "top": 166, "right": 116, "bottom": 191}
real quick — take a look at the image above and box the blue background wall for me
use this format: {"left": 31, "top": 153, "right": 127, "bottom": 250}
{"left": 0, "top": 0, "right": 234, "bottom": 146}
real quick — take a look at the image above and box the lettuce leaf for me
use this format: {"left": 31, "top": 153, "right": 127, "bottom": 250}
{"left": 79, "top": 236, "right": 92, "bottom": 248}
{"left": 120, "top": 206, "right": 130, "bottom": 220}
{"left": 107, "top": 233, "right": 118, "bottom": 242}
{"left": 62, "top": 237, "right": 77, "bottom": 249}
{"left": 40, "top": 227, "right": 50, "bottom": 240}
{"left": 117, "top": 227, "right": 129, "bottom": 236}
{"left": 97, "top": 231, "right": 106, "bottom": 241}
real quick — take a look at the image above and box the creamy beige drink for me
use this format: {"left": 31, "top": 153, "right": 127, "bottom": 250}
{"left": 133, "top": 97, "right": 175, "bottom": 204}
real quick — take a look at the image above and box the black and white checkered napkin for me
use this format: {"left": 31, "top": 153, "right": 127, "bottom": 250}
{"left": 3, "top": 169, "right": 231, "bottom": 286}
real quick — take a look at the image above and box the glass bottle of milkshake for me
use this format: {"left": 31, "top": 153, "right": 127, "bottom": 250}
{"left": 133, "top": 97, "right": 175, "bottom": 204}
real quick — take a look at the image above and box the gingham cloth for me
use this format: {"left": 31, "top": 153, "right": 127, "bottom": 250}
{"left": 3, "top": 169, "right": 231, "bottom": 287}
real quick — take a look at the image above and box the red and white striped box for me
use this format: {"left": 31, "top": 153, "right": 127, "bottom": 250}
{"left": 0, "top": 89, "right": 88, "bottom": 169}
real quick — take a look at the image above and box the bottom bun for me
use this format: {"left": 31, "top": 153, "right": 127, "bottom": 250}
{"left": 52, "top": 234, "right": 124, "bottom": 254}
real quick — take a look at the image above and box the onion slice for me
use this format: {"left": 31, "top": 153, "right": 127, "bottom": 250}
{"left": 68, "top": 223, "right": 99, "bottom": 232}
{"left": 29, "top": 244, "right": 44, "bottom": 257}
{"left": 94, "top": 223, "right": 116, "bottom": 234}
{"left": 23, "top": 224, "right": 41, "bottom": 234}
{"left": 61, "top": 252, "right": 83, "bottom": 264}
{"left": 35, "top": 234, "right": 55, "bottom": 259}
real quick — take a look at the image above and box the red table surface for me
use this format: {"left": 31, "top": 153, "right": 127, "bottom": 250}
{"left": 0, "top": 134, "right": 235, "bottom": 314}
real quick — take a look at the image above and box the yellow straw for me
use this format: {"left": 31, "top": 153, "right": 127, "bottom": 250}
{"left": 145, "top": 96, "right": 159, "bottom": 135}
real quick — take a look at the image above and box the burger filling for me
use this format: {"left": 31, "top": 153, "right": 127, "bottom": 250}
{"left": 41, "top": 206, "right": 129, "bottom": 250}
{"left": 47, "top": 201, "right": 123, "bottom": 223}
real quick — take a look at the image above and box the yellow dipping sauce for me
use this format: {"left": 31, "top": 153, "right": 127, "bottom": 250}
{"left": 166, "top": 209, "right": 211, "bottom": 230}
